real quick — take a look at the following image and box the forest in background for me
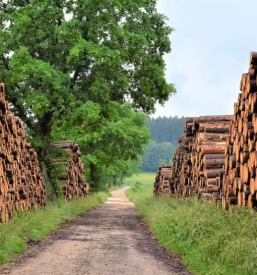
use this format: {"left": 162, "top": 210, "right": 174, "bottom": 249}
{"left": 141, "top": 116, "right": 185, "bottom": 172}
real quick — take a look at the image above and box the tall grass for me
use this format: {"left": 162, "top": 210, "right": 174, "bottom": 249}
{"left": 0, "top": 192, "right": 109, "bottom": 266}
{"left": 124, "top": 172, "right": 155, "bottom": 186}
{"left": 126, "top": 173, "right": 257, "bottom": 275}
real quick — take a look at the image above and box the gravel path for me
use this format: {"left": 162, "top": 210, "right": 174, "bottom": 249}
{"left": 1, "top": 187, "right": 191, "bottom": 275}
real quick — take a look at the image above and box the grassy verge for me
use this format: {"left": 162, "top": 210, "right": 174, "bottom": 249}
{"left": 0, "top": 192, "right": 109, "bottom": 266}
{"left": 126, "top": 173, "right": 257, "bottom": 275}
{"left": 108, "top": 173, "right": 155, "bottom": 191}
{"left": 124, "top": 172, "right": 155, "bottom": 186}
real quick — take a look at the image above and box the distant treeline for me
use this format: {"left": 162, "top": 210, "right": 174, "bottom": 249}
{"left": 141, "top": 116, "right": 185, "bottom": 172}
{"left": 147, "top": 116, "right": 185, "bottom": 144}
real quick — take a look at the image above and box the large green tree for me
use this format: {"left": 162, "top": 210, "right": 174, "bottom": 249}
{"left": 52, "top": 102, "right": 150, "bottom": 190}
{"left": 0, "top": 0, "right": 175, "bottom": 190}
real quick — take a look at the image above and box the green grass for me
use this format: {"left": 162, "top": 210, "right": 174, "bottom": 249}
{"left": 126, "top": 173, "right": 257, "bottom": 275}
{"left": 0, "top": 192, "right": 109, "bottom": 266}
{"left": 108, "top": 172, "right": 155, "bottom": 191}
{"left": 124, "top": 172, "right": 155, "bottom": 186}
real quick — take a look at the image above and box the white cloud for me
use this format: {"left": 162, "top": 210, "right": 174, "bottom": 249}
{"left": 153, "top": 0, "right": 257, "bottom": 118}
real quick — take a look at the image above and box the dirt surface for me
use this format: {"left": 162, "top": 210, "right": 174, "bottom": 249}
{"left": 1, "top": 187, "right": 191, "bottom": 275}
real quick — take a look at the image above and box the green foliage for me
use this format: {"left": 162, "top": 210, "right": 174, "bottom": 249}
{"left": 52, "top": 102, "right": 150, "bottom": 190}
{"left": 141, "top": 141, "right": 176, "bottom": 172}
{"left": 132, "top": 181, "right": 143, "bottom": 192}
{"left": 147, "top": 116, "right": 185, "bottom": 143}
{"left": 124, "top": 172, "right": 155, "bottom": 186}
{"left": 126, "top": 173, "right": 257, "bottom": 275}
{"left": 45, "top": 146, "right": 73, "bottom": 200}
{"left": 0, "top": 192, "right": 109, "bottom": 266}
{"left": 140, "top": 116, "right": 185, "bottom": 172}
{"left": 0, "top": 0, "right": 175, "bottom": 192}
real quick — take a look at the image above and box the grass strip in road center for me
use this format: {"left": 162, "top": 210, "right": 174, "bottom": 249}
{"left": 126, "top": 173, "right": 257, "bottom": 275}
{"left": 0, "top": 192, "right": 109, "bottom": 266}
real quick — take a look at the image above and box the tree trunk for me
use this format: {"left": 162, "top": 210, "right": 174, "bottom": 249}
{"left": 89, "top": 163, "right": 99, "bottom": 191}
{"left": 38, "top": 143, "right": 59, "bottom": 203}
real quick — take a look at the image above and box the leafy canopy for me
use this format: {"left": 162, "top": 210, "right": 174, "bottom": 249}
{"left": 52, "top": 101, "right": 150, "bottom": 189}
{"left": 0, "top": 0, "right": 175, "bottom": 122}
{"left": 0, "top": 0, "right": 175, "bottom": 189}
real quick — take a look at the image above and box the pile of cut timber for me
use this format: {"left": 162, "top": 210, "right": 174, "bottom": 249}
{"left": 190, "top": 116, "right": 231, "bottom": 201}
{"left": 222, "top": 52, "right": 257, "bottom": 209}
{"left": 170, "top": 118, "right": 195, "bottom": 197}
{"left": 0, "top": 83, "right": 46, "bottom": 223}
{"left": 167, "top": 116, "right": 232, "bottom": 200}
{"left": 154, "top": 165, "right": 171, "bottom": 197}
{"left": 52, "top": 141, "right": 88, "bottom": 200}
{"left": 154, "top": 51, "right": 257, "bottom": 211}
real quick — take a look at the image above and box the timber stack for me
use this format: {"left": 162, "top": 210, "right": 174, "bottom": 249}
{"left": 154, "top": 51, "right": 257, "bottom": 211}
{"left": 222, "top": 52, "right": 257, "bottom": 209}
{"left": 168, "top": 116, "right": 231, "bottom": 200}
{"left": 154, "top": 165, "right": 171, "bottom": 197}
{"left": 52, "top": 141, "right": 88, "bottom": 200}
{"left": 0, "top": 83, "right": 46, "bottom": 223}
{"left": 170, "top": 118, "right": 195, "bottom": 197}
{"left": 190, "top": 116, "right": 231, "bottom": 201}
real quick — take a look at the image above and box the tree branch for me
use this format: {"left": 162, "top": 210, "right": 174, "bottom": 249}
{"left": 70, "top": 66, "right": 81, "bottom": 89}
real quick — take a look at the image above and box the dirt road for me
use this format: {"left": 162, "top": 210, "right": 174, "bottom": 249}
{"left": 1, "top": 187, "right": 191, "bottom": 275}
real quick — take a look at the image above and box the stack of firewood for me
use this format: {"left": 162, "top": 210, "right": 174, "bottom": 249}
{"left": 0, "top": 83, "right": 46, "bottom": 222}
{"left": 222, "top": 52, "right": 257, "bottom": 209}
{"left": 52, "top": 141, "right": 88, "bottom": 200}
{"left": 154, "top": 165, "right": 171, "bottom": 197}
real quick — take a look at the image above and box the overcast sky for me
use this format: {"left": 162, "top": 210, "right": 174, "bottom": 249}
{"left": 153, "top": 0, "right": 256, "bottom": 118}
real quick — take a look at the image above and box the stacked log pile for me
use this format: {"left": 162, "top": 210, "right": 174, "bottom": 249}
{"left": 170, "top": 118, "right": 195, "bottom": 197}
{"left": 222, "top": 52, "right": 257, "bottom": 209}
{"left": 52, "top": 141, "right": 88, "bottom": 200}
{"left": 154, "top": 52, "right": 257, "bottom": 211}
{"left": 163, "top": 116, "right": 231, "bottom": 200}
{"left": 0, "top": 83, "right": 46, "bottom": 223}
{"left": 154, "top": 165, "right": 171, "bottom": 197}
{"left": 190, "top": 116, "right": 231, "bottom": 201}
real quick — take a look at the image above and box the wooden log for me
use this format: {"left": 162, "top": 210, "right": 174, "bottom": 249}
{"left": 51, "top": 141, "right": 75, "bottom": 148}
{"left": 249, "top": 52, "right": 257, "bottom": 67}
{"left": 204, "top": 158, "right": 225, "bottom": 168}
{"left": 204, "top": 169, "right": 225, "bottom": 178}
{"left": 193, "top": 116, "right": 232, "bottom": 123}
{"left": 200, "top": 144, "right": 227, "bottom": 154}
{"left": 197, "top": 133, "right": 229, "bottom": 143}
{"left": 0, "top": 83, "right": 47, "bottom": 223}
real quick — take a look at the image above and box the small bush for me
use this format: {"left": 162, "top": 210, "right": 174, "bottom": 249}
{"left": 132, "top": 181, "right": 143, "bottom": 192}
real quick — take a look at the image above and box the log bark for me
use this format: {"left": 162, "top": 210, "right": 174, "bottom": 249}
{"left": 0, "top": 83, "right": 46, "bottom": 223}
